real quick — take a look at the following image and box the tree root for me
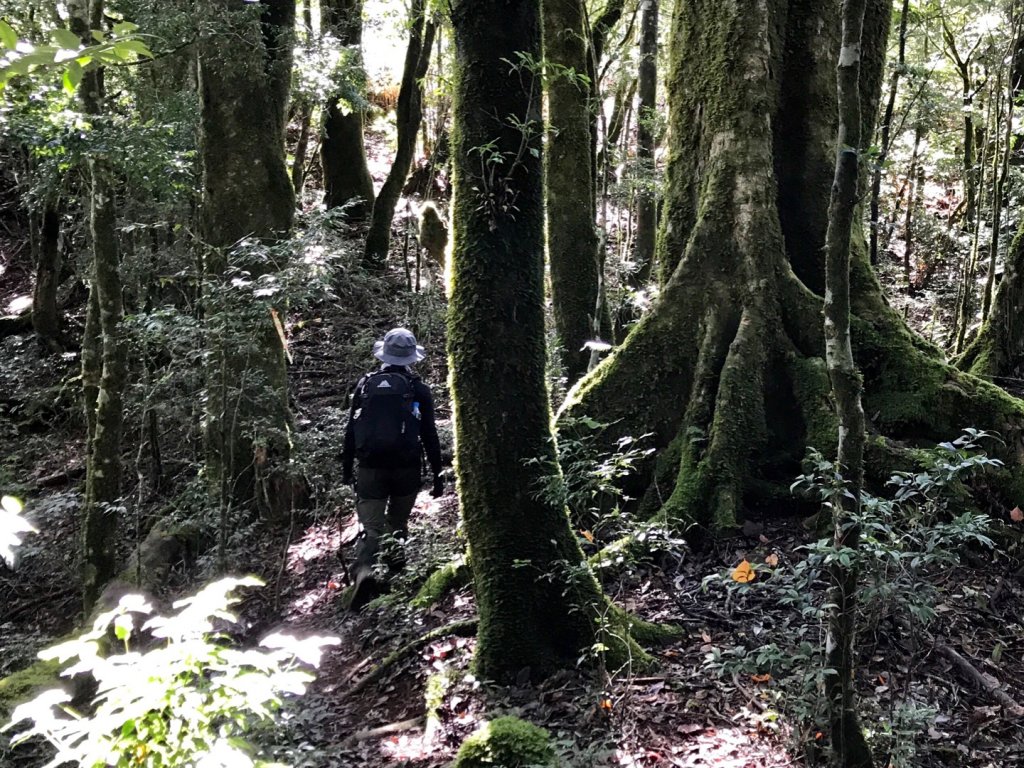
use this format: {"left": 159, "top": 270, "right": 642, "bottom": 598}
{"left": 411, "top": 555, "right": 470, "bottom": 608}
{"left": 937, "top": 643, "right": 1024, "bottom": 717}
{"left": 348, "top": 619, "right": 478, "bottom": 696}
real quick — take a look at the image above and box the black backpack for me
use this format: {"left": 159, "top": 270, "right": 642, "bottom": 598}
{"left": 352, "top": 371, "right": 421, "bottom": 465}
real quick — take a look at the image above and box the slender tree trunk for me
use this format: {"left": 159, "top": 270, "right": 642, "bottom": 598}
{"left": 363, "top": 0, "right": 436, "bottom": 269}
{"left": 30, "top": 204, "right": 63, "bottom": 350}
{"left": 291, "top": 0, "right": 316, "bottom": 193}
{"left": 198, "top": 0, "right": 297, "bottom": 520}
{"left": 632, "top": 0, "right": 658, "bottom": 285}
{"left": 545, "top": 0, "right": 602, "bottom": 384}
{"left": 321, "top": 0, "right": 375, "bottom": 216}
{"left": 982, "top": 31, "right": 1018, "bottom": 320}
{"left": 449, "top": 0, "right": 644, "bottom": 681}
{"left": 823, "top": 1, "right": 872, "bottom": 763}
{"left": 71, "top": 0, "right": 127, "bottom": 613}
{"left": 953, "top": 89, "right": 991, "bottom": 355}
{"left": 561, "top": 0, "right": 1024, "bottom": 531}
{"left": 869, "top": 0, "right": 909, "bottom": 266}
{"left": 902, "top": 124, "right": 923, "bottom": 288}
{"left": 942, "top": 20, "right": 976, "bottom": 229}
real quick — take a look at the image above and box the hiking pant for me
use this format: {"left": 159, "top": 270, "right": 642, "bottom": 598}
{"left": 353, "top": 465, "right": 420, "bottom": 576}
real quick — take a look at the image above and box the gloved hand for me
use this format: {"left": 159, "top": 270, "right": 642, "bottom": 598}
{"left": 430, "top": 474, "right": 444, "bottom": 498}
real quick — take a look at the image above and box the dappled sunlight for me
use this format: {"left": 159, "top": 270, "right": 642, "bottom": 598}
{"left": 5, "top": 294, "right": 31, "bottom": 314}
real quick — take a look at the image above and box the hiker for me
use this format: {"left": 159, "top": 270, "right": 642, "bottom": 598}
{"left": 342, "top": 327, "right": 444, "bottom": 610}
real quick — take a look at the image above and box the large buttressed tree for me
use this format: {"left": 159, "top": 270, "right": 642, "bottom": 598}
{"left": 562, "top": 0, "right": 1024, "bottom": 532}
{"left": 448, "top": 0, "right": 652, "bottom": 680}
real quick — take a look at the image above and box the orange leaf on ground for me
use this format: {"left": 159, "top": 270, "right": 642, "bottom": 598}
{"left": 581, "top": 529, "right": 595, "bottom": 543}
{"left": 732, "top": 559, "right": 756, "bottom": 583}
{"left": 751, "top": 673, "right": 772, "bottom": 683}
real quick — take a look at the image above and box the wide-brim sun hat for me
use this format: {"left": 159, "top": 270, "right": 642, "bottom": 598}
{"left": 373, "top": 327, "right": 426, "bottom": 365}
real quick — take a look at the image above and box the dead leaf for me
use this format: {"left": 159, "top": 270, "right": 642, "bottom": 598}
{"left": 732, "top": 559, "right": 756, "bottom": 583}
{"left": 751, "top": 673, "right": 772, "bottom": 684}
{"left": 1011, "top": 506, "right": 1023, "bottom": 522}
{"left": 765, "top": 553, "right": 779, "bottom": 567}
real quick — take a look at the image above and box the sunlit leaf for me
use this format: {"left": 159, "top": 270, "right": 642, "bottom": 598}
{"left": 0, "top": 20, "right": 17, "bottom": 50}
{"left": 51, "top": 28, "right": 81, "bottom": 50}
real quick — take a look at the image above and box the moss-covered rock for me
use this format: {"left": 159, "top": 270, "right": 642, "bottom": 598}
{"left": 452, "top": 716, "right": 557, "bottom": 768}
{"left": 0, "top": 658, "right": 62, "bottom": 721}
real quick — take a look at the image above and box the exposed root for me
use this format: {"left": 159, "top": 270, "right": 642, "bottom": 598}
{"left": 348, "top": 619, "right": 478, "bottom": 696}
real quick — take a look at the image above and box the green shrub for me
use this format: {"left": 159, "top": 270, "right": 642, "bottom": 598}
{"left": 3, "top": 577, "right": 338, "bottom": 768}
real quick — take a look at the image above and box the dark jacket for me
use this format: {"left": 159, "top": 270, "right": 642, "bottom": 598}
{"left": 342, "top": 365, "right": 442, "bottom": 477}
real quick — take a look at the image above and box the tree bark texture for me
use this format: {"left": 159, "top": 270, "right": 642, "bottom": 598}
{"left": 823, "top": 0, "right": 872, "bottom": 763}
{"left": 544, "top": 0, "right": 602, "bottom": 384}
{"left": 321, "top": 0, "right": 375, "bottom": 216}
{"left": 30, "top": 205, "right": 63, "bottom": 350}
{"left": 632, "top": 0, "right": 658, "bottom": 286}
{"left": 449, "top": 0, "right": 638, "bottom": 681}
{"left": 560, "top": 0, "right": 1024, "bottom": 534}
{"left": 198, "top": 0, "right": 295, "bottom": 519}
{"left": 363, "top": 0, "right": 436, "bottom": 269}
{"left": 71, "top": 0, "right": 128, "bottom": 614}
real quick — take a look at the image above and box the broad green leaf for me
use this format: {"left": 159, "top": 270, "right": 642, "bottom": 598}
{"left": 62, "top": 60, "right": 82, "bottom": 94}
{"left": 0, "top": 20, "right": 16, "bottom": 50}
{"left": 113, "top": 39, "right": 152, "bottom": 58}
{"left": 51, "top": 27, "right": 81, "bottom": 50}
{"left": 112, "top": 21, "right": 139, "bottom": 36}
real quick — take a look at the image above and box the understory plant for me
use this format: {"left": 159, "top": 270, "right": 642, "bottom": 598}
{"left": 703, "top": 430, "right": 999, "bottom": 765}
{"left": 3, "top": 576, "right": 339, "bottom": 768}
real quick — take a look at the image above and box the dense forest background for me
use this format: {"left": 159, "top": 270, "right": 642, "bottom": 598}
{"left": 2, "top": 0, "right": 1024, "bottom": 766}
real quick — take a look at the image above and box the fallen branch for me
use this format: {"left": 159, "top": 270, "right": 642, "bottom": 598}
{"left": 346, "top": 716, "right": 425, "bottom": 744}
{"left": 348, "top": 618, "right": 477, "bottom": 696}
{"left": 35, "top": 464, "right": 86, "bottom": 489}
{"left": 937, "top": 643, "right": 1024, "bottom": 717}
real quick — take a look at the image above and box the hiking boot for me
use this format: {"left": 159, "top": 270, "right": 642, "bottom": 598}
{"left": 350, "top": 571, "right": 381, "bottom": 612}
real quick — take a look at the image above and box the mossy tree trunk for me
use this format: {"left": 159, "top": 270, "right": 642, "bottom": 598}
{"left": 823, "top": 0, "right": 872, "bottom": 762}
{"left": 560, "top": 0, "right": 1024, "bottom": 534}
{"left": 632, "top": 0, "right": 658, "bottom": 286}
{"left": 449, "top": 0, "right": 617, "bottom": 681}
{"left": 71, "top": 0, "right": 127, "bottom": 614}
{"left": 544, "top": 0, "right": 602, "bottom": 384}
{"left": 958, "top": 213, "right": 1024, "bottom": 382}
{"left": 363, "top": 0, "right": 436, "bottom": 269}
{"left": 198, "top": 0, "right": 296, "bottom": 521}
{"left": 321, "top": 0, "right": 375, "bottom": 217}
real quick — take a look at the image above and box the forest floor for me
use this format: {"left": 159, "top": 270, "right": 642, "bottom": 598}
{"left": 3, "top": 151, "right": 1024, "bottom": 767}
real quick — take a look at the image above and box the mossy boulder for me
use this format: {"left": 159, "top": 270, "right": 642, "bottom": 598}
{"left": 452, "top": 716, "right": 557, "bottom": 768}
{"left": 0, "top": 658, "right": 62, "bottom": 721}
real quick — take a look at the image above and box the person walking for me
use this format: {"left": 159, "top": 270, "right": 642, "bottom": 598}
{"left": 342, "top": 327, "right": 444, "bottom": 610}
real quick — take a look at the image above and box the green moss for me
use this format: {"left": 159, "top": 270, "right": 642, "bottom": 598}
{"left": 0, "top": 658, "right": 62, "bottom": 721}
{"left": 788, "top": 356, "right": 838, "bottom": 452}
{"left": 411, "top": 556, "right": 469, "bottom": 608}
{"left": 452, "top": 716, "right": 557, "bottom": 768}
